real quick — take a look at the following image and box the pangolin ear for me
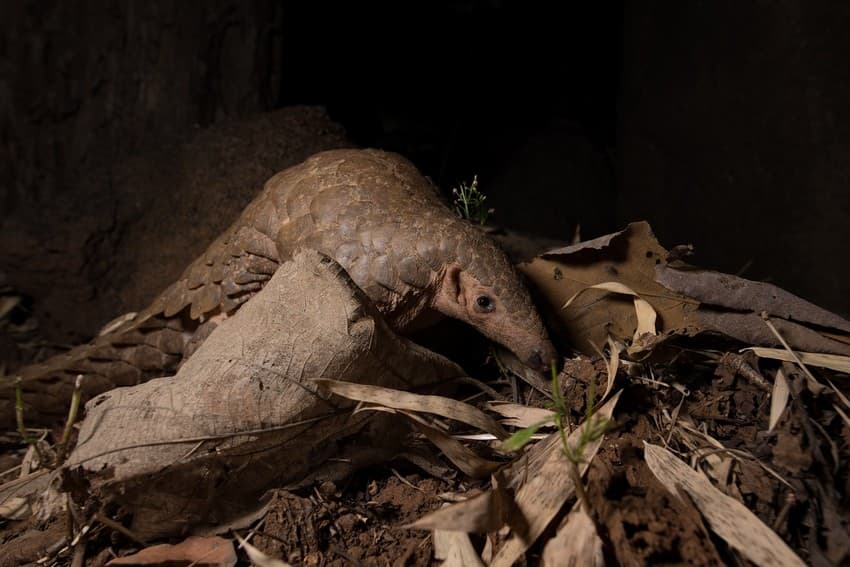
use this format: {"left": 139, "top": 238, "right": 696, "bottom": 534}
{"left": 444, "top": 264, "right": 464, "bottom": 305}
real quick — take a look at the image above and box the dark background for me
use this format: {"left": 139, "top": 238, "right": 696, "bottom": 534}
{"left": 2, "top": 0, "right": 849, "bottom": 348}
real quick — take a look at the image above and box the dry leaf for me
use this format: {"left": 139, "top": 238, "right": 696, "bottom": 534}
{"left": 655, "top": 265, "right": 850, "bottom": 334}
{"left": 521, "top": 222, "right": 698, "bottom": 354}
{"left": 407, "top": 489, "right": 505, "bottom": 533}
{"left": 522, "top": 221, "right": 850, "bottom": 357}
{"left": 234, "top": 534, "right": 292, "bottom": 567}
{"left": 746, "top": 347, "right": 850, "bottom": 373}
{"left": 644, "top": 442, "right": 805, "bottom": 567}
{"left": 602, "top": 336, "right": 620, "bottom": 401}
{"left": 541, "top": 504, "right": 605, "bottom": 567}
{"left": 107, "top": 536, "right": 236, "bottom": 567}
{"left": 485, "top": 401, "right": 555, "bottom": 428}
{"left": 65, "top": 251, "right": 464, "bottom": 540}
{"left": 433, "top": 525, "right": 485, "bottom": 567}
{"left": 315, "top": 380, "right": 508, "bottom": 439}
{"left": 562, "top": 281, "right": 658, "bottom": 344}
{"left": 769, "top": 369, "right": 790, "bottom": 432}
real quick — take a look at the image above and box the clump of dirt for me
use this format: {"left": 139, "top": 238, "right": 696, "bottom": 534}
{"left": 255, "top": 472, "right": 458, "bottom": 566}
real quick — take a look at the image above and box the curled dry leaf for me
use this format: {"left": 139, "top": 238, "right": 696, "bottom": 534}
{"left": 64, "top": 251, "right": 464, "bottom": 540}
{"left": 644, "top": 442, "right": 805, "bottom": 567}
{"left": 315, "top": 379, "right": 508, "bottom": 440}
{"left": 563, "top": 281, "right": 658, "bottom": 349}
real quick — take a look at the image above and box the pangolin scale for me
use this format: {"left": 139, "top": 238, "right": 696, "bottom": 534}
{"left": 3, "top": 149, "right": 556, "bottom": 424}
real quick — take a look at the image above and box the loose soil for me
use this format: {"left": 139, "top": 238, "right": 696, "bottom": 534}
{"left": 1, "top": 325, "right": 847, "bottom": 565}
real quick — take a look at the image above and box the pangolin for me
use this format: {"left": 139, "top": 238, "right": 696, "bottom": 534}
{"left": 3, "top": 149, "right": 556, "bottom": 424}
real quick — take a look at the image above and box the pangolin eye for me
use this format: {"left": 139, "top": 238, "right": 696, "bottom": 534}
{"left": 475, "top": 295, "right": 495, "bottom": 312}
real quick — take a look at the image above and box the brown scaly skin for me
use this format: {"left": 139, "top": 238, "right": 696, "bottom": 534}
{"left": 3, "top": 149, "right": 556, "bottom": 424}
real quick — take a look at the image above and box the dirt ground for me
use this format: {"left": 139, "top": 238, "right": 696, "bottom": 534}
{"left": 1, "top": 324, "right": 847, "bottom": 565}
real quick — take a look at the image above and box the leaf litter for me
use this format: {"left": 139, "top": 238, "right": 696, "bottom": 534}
{"left": 1, "top": 222, "right": 850, "bottom": 565}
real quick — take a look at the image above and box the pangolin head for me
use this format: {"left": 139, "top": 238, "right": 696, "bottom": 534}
{"left": 431, "top": 222, "right": 558, "bottom": 373}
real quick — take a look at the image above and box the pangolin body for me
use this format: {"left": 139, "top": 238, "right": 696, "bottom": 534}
{"left": 5, "top": 149, "right": 556, "bottom": 424}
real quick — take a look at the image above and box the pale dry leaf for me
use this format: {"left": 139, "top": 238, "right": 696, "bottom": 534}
{"left": 562, "top": 281, "right": 658, "bottom": 343}
{"left": 315, "top": 379, "right": 508, "bottom": 439}
{"left": 489, "top": 390, "right": 622, "bottom": 567}
{"left": 433, "top": 526, "right": 485, "bottom": 567}
{"left": 769, "top": 368, "right": 791, "bottom": 432}
{"left": 603, "top": 336, "right": 620, "bottom": 401}
{"left": 234, "top": 534, "right": 292, "bottom": 567}
{"left": 98, "top": 311, "right": 138, "bottom": 336}
{"left": 644, "top": 442, "right": 805, "bottom": 567}
{"left": 107, "top": 536, "right": 237, "bottom": 567}
{"left": 485, "top": 401, "right": 555, "bottom": 428}
{"left": 745, "top": 347, "right": 850, "bottom": 373}
{"left": 407, "top": 489, "right": 503, "bottom": 533}
{"left": 0, "top": 496, "right": 30, "bottom": 520}
{"left": 541, "top": 503, "right": 604, "bottom": 567}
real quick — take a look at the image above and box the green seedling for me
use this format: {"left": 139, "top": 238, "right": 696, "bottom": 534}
{"left": 452, "top": 175, "right": 494, "bottom": 225}
{"left": 502, "top": 362, "right": 611, "bottom": 511}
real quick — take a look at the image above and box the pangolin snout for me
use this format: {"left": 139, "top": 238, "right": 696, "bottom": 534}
{"left": 526, "top": 343, "right": 558, "bottom": 374}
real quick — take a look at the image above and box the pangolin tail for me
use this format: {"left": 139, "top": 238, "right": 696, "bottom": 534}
{"left": 0, "top": 313, "right": 194, "bottom": 427}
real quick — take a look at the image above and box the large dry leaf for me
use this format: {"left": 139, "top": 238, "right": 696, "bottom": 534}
{"left": 644, "top": 442, "right": 805, "bottom": 567}
{"left": 521, "top": 222, "right": 699, "bottom": 354}
{"left": 107, "top": 536, "right": 236, "bottom": 567}
{"left": 523, "top": 221, "right": 850, "bottom": 357}
{"left": 64, "top": 250, "right": 464, "bottom": 540}
{"left": 541, "top": 504, "right": 604, "bottom": 567}
{"left": 489, "top": 390, "right": 622, "bottom": 567}
{"left": 655, "top": 265, "right": 850, "bottom": 334}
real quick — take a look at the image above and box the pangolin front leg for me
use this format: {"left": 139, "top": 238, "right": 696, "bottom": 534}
{"left": 2, "top": 149, "right": 557, "bottom": 425}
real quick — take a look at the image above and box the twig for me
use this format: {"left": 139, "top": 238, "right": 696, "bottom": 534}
{"left": 56, "top": 375, "right": 84, "bottom": 463}
{"left": 94, "top": 513, "right": 147, "bottom": 546}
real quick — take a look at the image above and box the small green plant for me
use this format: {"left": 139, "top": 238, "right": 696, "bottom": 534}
{"left": 452, "top": 175, "right": 494, "bottom": 225}
{"left": 502, "top": 362, "right": 611, "bottom": 511}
